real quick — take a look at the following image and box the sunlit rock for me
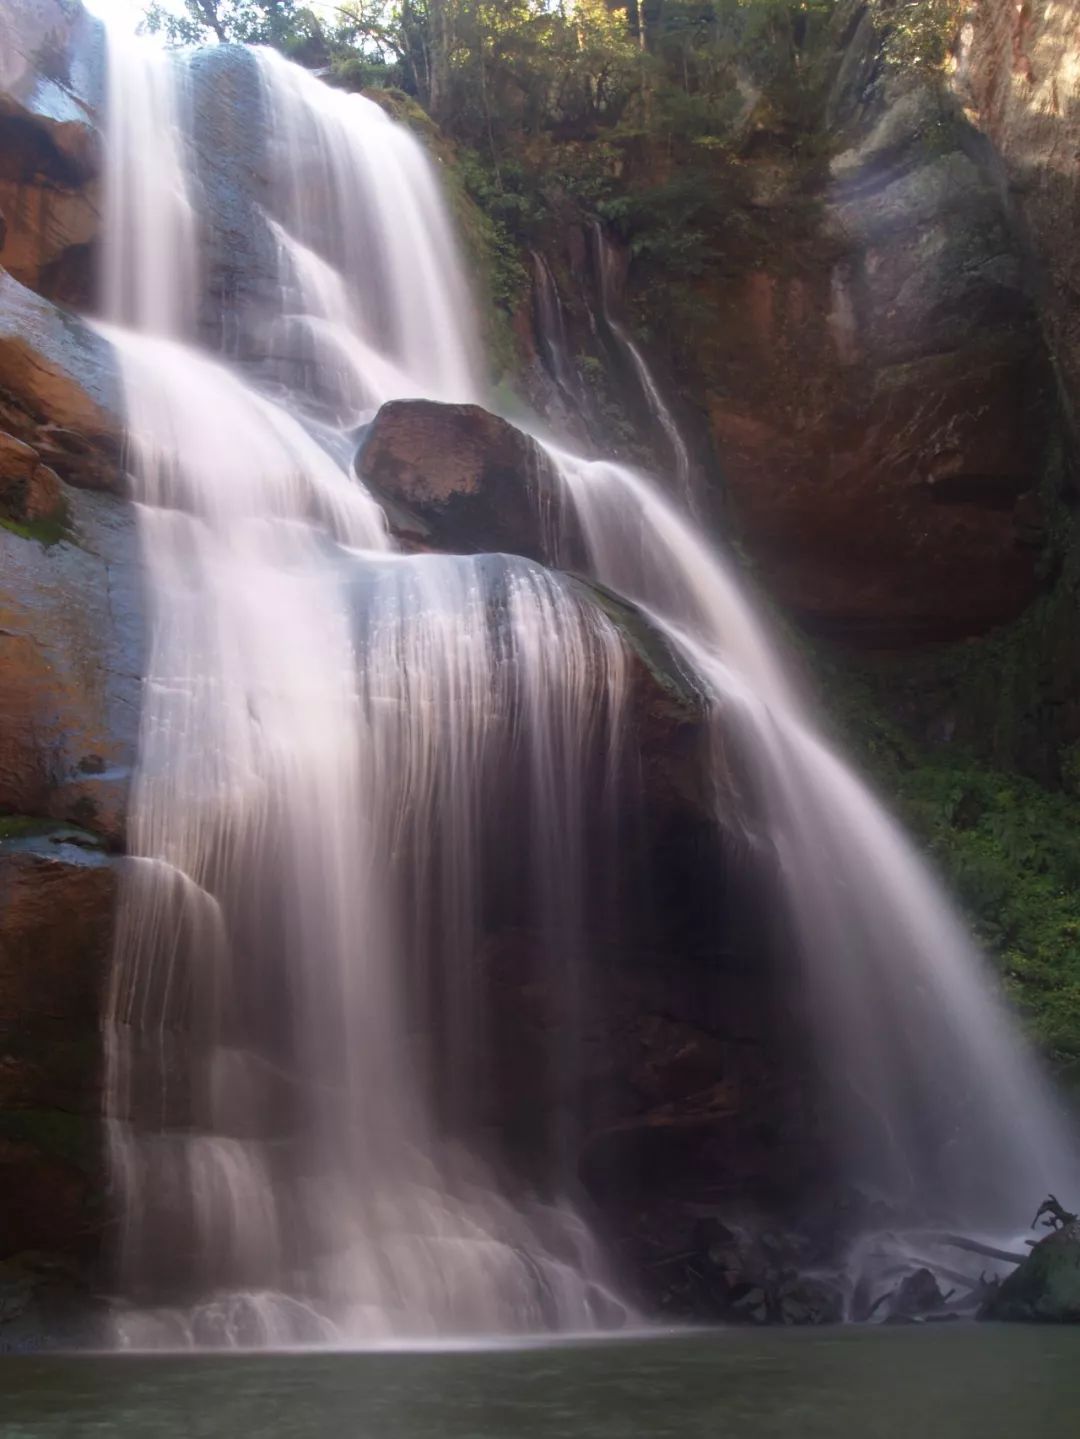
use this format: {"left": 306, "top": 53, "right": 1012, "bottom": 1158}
{"left": 0, "top": 269, "right": 121, "bottom": 489}
{"left": 0, "top": 488, "right": 141, "bottom": 843}
{"left": 0, "top": 0, "right": 102, "bottom": 306}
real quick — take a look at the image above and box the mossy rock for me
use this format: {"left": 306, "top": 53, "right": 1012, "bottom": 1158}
{"left": 982, "top": 1225, "right": 1080, "bottom": 1323}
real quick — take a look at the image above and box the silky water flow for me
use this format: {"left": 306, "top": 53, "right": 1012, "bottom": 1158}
{"left": 98, "top": 27, "right": 628, "bottom": 1347}
{"left": 93, "top": 20, "right": 1079, "bottom": 1346}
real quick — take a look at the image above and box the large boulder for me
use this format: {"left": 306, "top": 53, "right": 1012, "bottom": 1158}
{"left": 356, "top": 399, "right": 583, "bottom": 565}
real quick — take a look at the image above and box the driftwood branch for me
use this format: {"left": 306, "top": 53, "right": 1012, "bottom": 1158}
{"left": 926, "top": 1233, "right": 1027, "bottom": 1266}
{"left": 1033, "top": 1194, "right": 1078, "bottom": 1231}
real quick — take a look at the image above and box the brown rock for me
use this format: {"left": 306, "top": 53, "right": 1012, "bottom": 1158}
{"left": 0, "top": 828, "right": 117, "bottom": 1258}
{"left": 602, "top": 14, "right": 1059, "bottom": 646}
{"left": 0, "top": 429, "right": 63, "bottom": 523}
{"left": 0, "top": 486, "right": 141, "bottom": 845}
{"left": 356, "top": 399, "right": 583, "bottom": 565}
{"left": 0, "top": 0, "right": 101, "bottom": 306}
{"left": 0, "top": 268, "right": 122, "bottom": 492}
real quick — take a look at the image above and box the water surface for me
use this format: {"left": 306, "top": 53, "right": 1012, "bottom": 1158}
{"left": 3, "top": 1326, "right": 1079, "bottom": 1438}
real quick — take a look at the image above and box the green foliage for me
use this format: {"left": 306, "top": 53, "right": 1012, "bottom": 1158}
{"left": 823, "top": 664, "right": 1080, "bottom": 1072}
{"left": 0, "top": 816, "right": 57, "bottom": 842}
{"left": 600, "top": 171, "right": 724, "bottom": 275}
{"left": 144, "top": 0, "right": 307, "bottom": 46}
{"left": 872, "top": 0, "right": 965, "bottom": 72}
{"left": 902, "top": 765, "right": 1080, "bottom": 1068}
{"left": 435, "top": 146, "right": 530, "bottom": 376}
{"left": 329, "top": 54, "right": 402, "bottom": 92}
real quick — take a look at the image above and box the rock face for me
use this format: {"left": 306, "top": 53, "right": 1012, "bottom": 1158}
{"left": 0, "top": 487, "right": 141, "bottom": 845}
{"left": 0, "top": 0, "right": 102, "bottom": 307}
{"left": 0, "top": 429, "right": 62, "bottom": 524}
{"left": 0, "top": 10, "right": 140, "bottom": 1288}
{"left": 959, "top": 0, "right": 1080, "bottom": 437}
{"left": 982, "top": 1221, "right": 1080, "bottom": 1323}
{"left": 599, "top": 0, "right": 1058, "bottom": 646}
{"left": 0, "top": 269, "right": 122, "bottom": 490}
{"left": 0, "top": 287, "right": 139, "bottom": 1279}
{"left": 0, "top": 826, "right": 117, "bottom": 1263}
{"left": 357, "top": 399, "right": 583, "bottom": 564}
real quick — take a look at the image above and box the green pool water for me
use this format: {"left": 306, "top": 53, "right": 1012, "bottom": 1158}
{"left": 2, "top": 1325, "right": 1079, "bottom": 1438}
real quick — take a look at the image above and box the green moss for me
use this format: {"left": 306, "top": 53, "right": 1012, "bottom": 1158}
{"left": 0, "top": 816, "right": 58, "bottom": 842}
{"left": 0, "top": 512, "right": 69, "bottom": 547}
{"left": 439, "top": 148, "right": 532, "bottom": 383}
{"left": 0, "top": 814, "right": 105, "bottom": 849}
{"left": 567, "top": 575, "right": 706, "bottom": 720}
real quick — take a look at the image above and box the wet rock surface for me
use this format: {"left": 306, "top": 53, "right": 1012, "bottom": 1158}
{"left": 0, "top": 487, "right": 141, "bottom": 844}
{"left": 0, "top": 1250, "right": 108, "bottom": 1352}
{"left": 0, "top": 825, "right": 118, "bottom": 1264}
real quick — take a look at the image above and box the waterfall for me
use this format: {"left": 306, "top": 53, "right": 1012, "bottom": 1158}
{"left": 590, "top": 224, "right": 694, "bottom": 508}
{"left": 98, "top": 29, "right": 628, "bottom": 1347}
{"left": 254, "top": 48, "right": 483, "bottom": 410}
{"left": 91, "top": 12, "right": 1079, "bottom": 1348}
{"left": 545, "top": 448, "right": 1080, "bottom": 1229}
{"left": 530, "top": 250, "right": 581, "bottom": 411}
{"left": 99, "top": 25, "right": 197, "bottom": 337}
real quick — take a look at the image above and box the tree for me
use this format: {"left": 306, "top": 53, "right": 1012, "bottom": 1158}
{"left": 144, "top": 0, "right": 309, "bottom": 47}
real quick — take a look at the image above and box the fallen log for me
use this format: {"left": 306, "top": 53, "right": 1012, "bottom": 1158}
{"left": 927, "top": 1233, "right": 1026, "bottom": 1266}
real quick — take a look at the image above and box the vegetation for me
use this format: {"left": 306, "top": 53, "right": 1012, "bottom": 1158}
{"left": 823, "top": 656, "right": 1080, "bottom": 1079}
{"left": 139, "top": 0, "right": 969, "bottom": 336}
{"left": 141, "top": 1, "right": 834, "bottom": 294}
{"left": 872, "top": 0, "right": 966, "bottom": 71}
{"left": 0, "top": 816, "right": 59, "bottom": 842}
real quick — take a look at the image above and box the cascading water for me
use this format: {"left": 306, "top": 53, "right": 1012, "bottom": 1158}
{"left": 544, "top": 448, "right": 1080, "bottom": 1235}
{"left": 98, "top": 26, "right": 628, "bottom": 1346}
{"left": 90, "top": 8, "right": 1079, "bottom": 1347}
{"left": 590, "top": 224, "right": 694, "bottom": 508}
{"left": 531, "top": 250, "right": 582, "bottom": 413}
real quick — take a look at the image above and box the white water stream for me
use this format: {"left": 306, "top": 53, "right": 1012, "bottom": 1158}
{"left": 92, "top": 19, "right": 1078, "bottom": 1347}
{"left": 99, "top": 29, "right": 627, "bottom": 1347}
